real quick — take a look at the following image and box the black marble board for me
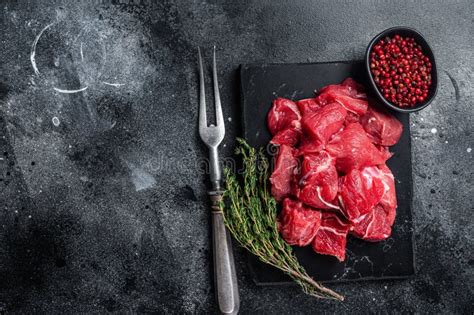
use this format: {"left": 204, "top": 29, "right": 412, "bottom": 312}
{"left": 240, "top": 61, "right": 415, "bottom": 284}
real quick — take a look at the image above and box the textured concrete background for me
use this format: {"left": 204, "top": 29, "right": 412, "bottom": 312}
{"left": 0, "top": 0, "right": 472, "bottom": 313}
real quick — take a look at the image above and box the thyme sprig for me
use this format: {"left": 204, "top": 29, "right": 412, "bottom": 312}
{"left": 220, "top": 138, "right": 343, "bottom": 301}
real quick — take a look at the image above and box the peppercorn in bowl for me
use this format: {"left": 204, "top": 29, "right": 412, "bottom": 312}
{"left": 365, "top": 27, "right": 438, "bottom": 113}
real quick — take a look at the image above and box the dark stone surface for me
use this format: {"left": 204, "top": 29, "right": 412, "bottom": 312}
{"left": 0, "top": 0, "right": 472, "bottom": 313}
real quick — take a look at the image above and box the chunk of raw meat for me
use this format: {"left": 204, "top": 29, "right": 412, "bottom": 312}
{"left": 361, "top": 106, "right": 403, "bottom": 146}
{"left": 376, "top": 145, "right": 394, "bottom": 161}
{"left": 350, "top": 164, "right": 398, "bottom": 240}
{"left": 376, "top": 164, "right": 397, "bottom": 225}
{"left": 314, "top": 92, "right": 331, "bottom": 107}
{"left": 301, "top": 102, "right": 347, "bottom": 145}
{"left": 319, "top": 80, "right": 365, "bottom": 99}
{"left": 297, "top": 135, "right": 325, "bottom": 155}
{"left": 290, "top": 169, "right": 301, "bottom": 197}
{"left": 270, "top": 145, "right": 299, "bottom": 201}
{"left": 270, "top": 124, "right": 302, "bottom": 147}
{"left": 267, "top": 98, "right": 301, "bottom": 135}
{"left": 297, "top": 151, "right": 339, "bottom": 210}
{"left": 313, "top": 78, "right": 367, "bottom": 110}
{"left": 339, "top": 167, "right": 385, "bottom": 221}
{"left": 296, "top": 98, "right": 322, "bottom": 116}
{"left": 317, "top": 81, "right": 368, "bottom": 115}
{"left": 301, "top": 152, "right": 333, "bottom": 179}
{"left": 350, "top": 205, "right": 392, "bottom": 241}
{"left": 344, "top": 112, "right": 361, "bottom": 125}
{"left": 278, "top": 198, "right": 322, "bottom": 246}
{"left": 341, "top": 77, "right": 366, "bottom": 95}
{"left": 326, "top": 123, "right": 391, "bottom": 173}
{"left": 312, "top": 212, "right": 351, "bottom": 262}
{"left": 330, "top": 94, "right": 368, "bottom": 116}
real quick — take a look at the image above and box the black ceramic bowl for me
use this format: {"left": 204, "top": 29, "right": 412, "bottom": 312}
{"left": 365, "top": 27, "right": 438, "bottom": 113}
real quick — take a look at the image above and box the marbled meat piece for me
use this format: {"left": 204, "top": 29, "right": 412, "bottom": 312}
{"left": 270, "top": 122, "right": 302, "bottom": 146}
{"left": 267, "top": 97, "right": 301, "bottom": 135}
{"left": 326, "top": 122, "right": 392, "bottom": 173}
{"left": 270, "top": 144, "right": 299, "bottom": 201}
{"left": 301, "top": 102, "right": 347, "bottom": 145}
{"left": 339, "top": 166, "right": 385, "bottom": 222}
{"left": 297, "top": 151, "right": 339, "bottom": 210}
{"left": 361, "top": 105, "right": 403, "bottom": 146}
{"left": 350, "top": 164, "right": 398, "bottom": 240}
{"left": 296, "top": 98, "right": 322, "bottom": 116}
{"left": 278, "top": 198, "right": 322, "bottom": 246}
{"left": 312, "top": 212, "right": 351, "bottom": 262}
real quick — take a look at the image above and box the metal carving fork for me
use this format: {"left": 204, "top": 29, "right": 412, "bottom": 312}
{"left": 198, "top": 47, "right": 240, "bottom": 315}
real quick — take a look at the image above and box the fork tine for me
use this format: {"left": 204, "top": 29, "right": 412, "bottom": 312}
{"left": 212, "top": 46, "right": 224, "bottom": 129}
{"left": 198, "top": 47, "right": 207, "bottom": 129}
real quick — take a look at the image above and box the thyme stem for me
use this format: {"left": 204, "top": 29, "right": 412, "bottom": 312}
{"left": 220, "top": 138, "right": 344, "bottom": 301}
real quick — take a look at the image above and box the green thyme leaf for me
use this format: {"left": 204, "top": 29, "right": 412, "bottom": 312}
{"left": 220, "top": 138, "right": 344, "bottom": 301}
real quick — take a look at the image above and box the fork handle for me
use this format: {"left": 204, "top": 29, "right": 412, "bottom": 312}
{"left": 210, "top": 192, "right": 240, "bottom": 315}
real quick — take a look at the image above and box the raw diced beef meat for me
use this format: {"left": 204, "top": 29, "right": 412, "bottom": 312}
{"left": 314, "top": 92, "right": 330, "bottom": 107}
{"left": 297, "top": 135, "right": 325, "bottom": 156}
{"left": 330, "top": 94, "right": 368, "bottom": 116}
{"left": 301, "top": 102, "right": 347, "bottom": 145}
{"left": 317, "top": 83, "right": 368, "bottom": 115}
{"left": 341, "top": 77, "right": 366, "bottom": 95}
{"left": 344, "top": 112, "right": 361, "bottom": 125}
{"left": 312, "top": 212, "right": 351, "bottom": 261}
{"left": 376, "top": 164, "right": 397, "bottom": 225}
{"left": 350, "top": 165, "right": 397, "bottom": 240}
{"left": 339, "top": 167, "right": 385, "bottom": 221}
{"left": 376, "top": 145, "right": 394, "bottom": 161}
{"left": 290, "top": 169, "right": 301, "bottom": 197}
{"left": 350, "top": 205, "right": 392, "bottom": 241}
{"left": 318, "top": 84, "right": 352, "bottom": 97}
{"left": 278, "top": 198, "right": 322, "bottom": 246}
{"left": 300, "top": 184, "right": 337, "bottom": 209}
{"left": 296, "top": 98, "right": 322, "bottom": 116}
{"left": 270, "top": 123, "right": 302, "bottom": 147}
{"left": 270, "top": 145, "right": 299, "bottom": 201}
{"left": 326, "top": 123, "right": 391, "bottom": 173}
{"left": 300, "top": 151, "right": 335, "bottom": 185}
{"left": 267, "top": 97, "right": 301, "bottom": 135}
{"left": 297, "top": 151, "right": 339, "bottom": 210}
{"left": 361, "top": 106, "right": 403, "bottom": 146}
{"left": 319, "top": 80, "right": 364, "bottom": 99}
{"left": 312, "top": 78, "right": 367, "bottom": 112}
{"left": 267, "top": 78, "right": 403, "bottom": 261}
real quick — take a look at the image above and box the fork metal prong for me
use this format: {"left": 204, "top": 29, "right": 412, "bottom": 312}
{"left": 198, "top": 47, "right": 225, "bottom": 149}
{"left": 198, "top": 47, "right": 207, "bottom": 130}
{"left": 213, "top": 46, "right": 224, "bottom": 130}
